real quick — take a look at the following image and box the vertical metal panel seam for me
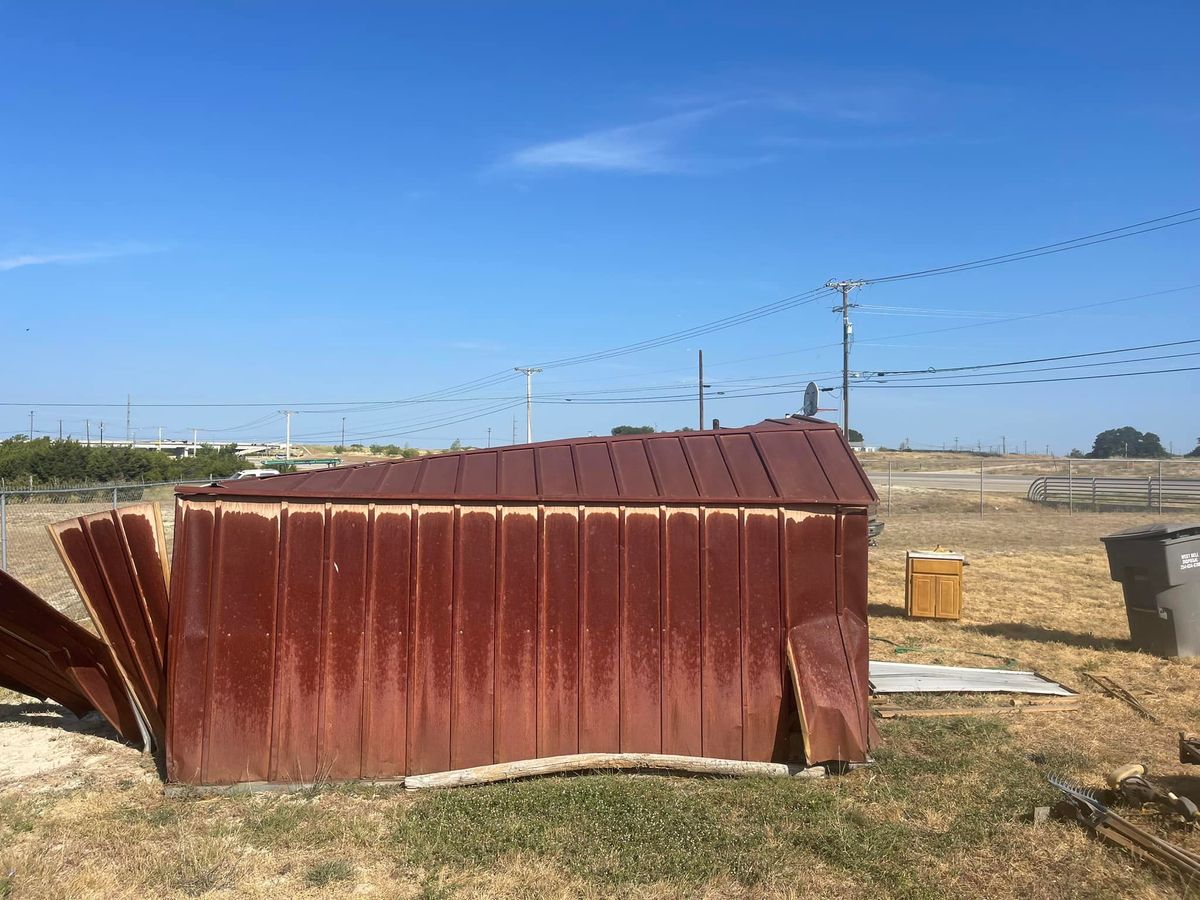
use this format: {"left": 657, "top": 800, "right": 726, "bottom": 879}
{"left": 404, "top": 503, "right": 419, "bottom": 775}
{"left": 658, "top": 504, "right": 667, "bottom": 752}
{"left": 746, "top": 432, "right": 784, "bottom": 499}
{"left": 449, "top": 504, "right": 461, "bottom": 766}
{"left": 642, "top": 441, "right": 664, "bottom": 495}
{"left": 109, "top": 510, "right": 160, "bottom": 667}
{"left": 616, "top": 503, "right": 625, "bottom": 750}
{"left": 676, "top": 437, "right": 703, "bottom": 497}
{"left": 164, "top": 501, "right": 189, "bottom": 771}
{"left": 534, "top": 503, "right": 544, "bottom": 756}
{"left": 358, "top": 503, "right": 376, "bottom": 779}
{"left": 78, "top": 517, "right": 152, "bottom": 698}
{"left": 738, "top": 506, "right": 748, "bottom": 761}
{"left": 568, "top": 443, "right": 581, "bottom": 500}
{"left": 803, "top": 434, "right": 839, "bottom": 499}
{"left": 492, "top": 504, "right": 503, "bottom": 763}
{"left": 576, "top": 503, "right": 585, "bottom": 754}
{"left": 412, "top": 458, "right": 428, "bottom": 493}
{"left": 315, "top": 502, "right": 333, "bottom": 770}
{"left": 712, "top": 437, "right": 744, "bottom": 497}
{"left": 698, "top": 504, "right": 706, "bottom": 754}
{"left": 609, "top": 444, "right": 625, "bottom": 499}
{"left": 533, "top": 446, "right": 543, "bottom": 496}
{"left": 199, "top": 500, "right": 223, "bottom": 783}
{"left": 266, "top": 502, "right": 290, "bottom": 781}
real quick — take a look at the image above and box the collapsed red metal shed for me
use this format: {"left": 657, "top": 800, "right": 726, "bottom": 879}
{"left": 168, "top": 418, "right": 878, "bottom": 786}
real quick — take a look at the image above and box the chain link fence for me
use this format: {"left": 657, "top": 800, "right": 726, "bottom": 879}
{"left": 0, "top": 480, "right": 209, "bottom": 621}
{"left": 861, "top": 456, "right": 1200, "bottom": 518}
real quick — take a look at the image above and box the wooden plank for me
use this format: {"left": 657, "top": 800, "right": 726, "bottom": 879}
{"left": 621, "top": 508, "right": 662, "bottom": 753}
{"left": 405, "top": 752, "right": 825, "bottom": 791}
{"left": 579, "top": 507, "right": 620, "bottom": 753}
{"left": 451, "top": 507, "right": 497, "bottom": 769}
{"left": 872, "top": 698, "right": 1080, "bottom": 718}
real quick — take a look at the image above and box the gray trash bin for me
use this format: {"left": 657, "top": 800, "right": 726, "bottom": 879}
{"left": 1101, "top": 523, "right": 1200, "bottom": 657}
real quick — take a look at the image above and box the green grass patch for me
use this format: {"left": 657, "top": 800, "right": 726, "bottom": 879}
{"left": 304, "top": 859, "right": 353, "bottom": 887}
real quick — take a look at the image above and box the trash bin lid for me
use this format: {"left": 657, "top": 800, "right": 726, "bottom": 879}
{"left": 1101, "top": 523, "right": 1200, "bottom": 542}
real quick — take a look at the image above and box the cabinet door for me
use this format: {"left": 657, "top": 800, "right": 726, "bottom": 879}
{"left": 909, "top": 573, "right": 936, "bottom": 617}
{"left": 934, "top": 575, "right": 961, "bottom": 619}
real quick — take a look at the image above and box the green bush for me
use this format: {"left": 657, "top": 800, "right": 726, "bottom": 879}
{"left": 0, "top": 437, "right": 248, "bottom": 486}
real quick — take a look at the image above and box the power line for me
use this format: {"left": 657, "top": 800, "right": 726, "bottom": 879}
{"left": 526, "top": 286, "right": 829, "bottom": 370}
{"left": 854, "top": 364, "right": 1200, "bottom": 389}
{"left": 862, "top": 206, "right": 1200, "bottom": 284}
{"left": 861, "top": 337, "right": 1200, "bottom": 378}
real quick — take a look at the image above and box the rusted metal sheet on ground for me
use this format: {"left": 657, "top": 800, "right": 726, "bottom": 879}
{"left": 167, "top": 419, "right": 876, "bottom": 785}
{"left": 48, "top": 502, "right": 170, "bottom": 745}
{"left": 0, "top": 569, "right": 140, "bottom": 740}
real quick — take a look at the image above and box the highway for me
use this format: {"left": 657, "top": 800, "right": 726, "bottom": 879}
{"left": 862, "top": 470, "right": 1036, "bottom": 494}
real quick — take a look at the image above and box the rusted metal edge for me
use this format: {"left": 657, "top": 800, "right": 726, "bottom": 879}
{"left": 47, "top": 505, "right": 169, "bottom": 746}
{"left": 0, "top": 569, "right": 142, "bottom": 741}
{"left": 786, "top": 625, "right": 871, "bottom": 764}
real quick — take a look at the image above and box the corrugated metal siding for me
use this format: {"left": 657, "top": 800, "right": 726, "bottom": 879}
{"left": 175, "top": 419, "right": 878, "bottom": 507}
{"left": 167, "top": 498, "right": 872, "bottom": 784}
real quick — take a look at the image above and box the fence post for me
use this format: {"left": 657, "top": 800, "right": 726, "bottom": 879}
{"left": 1068, "top": 459, "right": 1073, "bottom": 515}
{"left": 1147, "top": 475, "right": 1153, "bottom": 511}
{"left": 887, "top": 461, "right": 892, "bottom": 517}
{"left": 979, "top": 458, "right": 984, "bottom": 518}
{"left": 112, "top": 486, "right": 118, "bottom": 509}
{"left": 0, "top": 492, "right": 6, "bottom": 572}
{"left": 1158, "top": 460, "right": 1164, "bottom": 514}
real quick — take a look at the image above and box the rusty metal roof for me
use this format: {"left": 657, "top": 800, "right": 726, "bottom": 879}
{"left": 177, "top": 418, "right": 877, "bottom": 505}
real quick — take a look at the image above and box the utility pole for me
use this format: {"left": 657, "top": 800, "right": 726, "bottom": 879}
{"left": 99, "top": 421, "right": 105, "bottom": 445}
{"left": 28, "top": 410, "right": 33, "bottom": 440}
{"left": 514, "top": 368, "right": 542, "bottom": 443}
{"left": 954, "top": 436, "right": 959, "bottom": 453}
{"left": 1001, "top": 436, "right": 1006, "bottom": 456}
{"left": 158, "top": 426, "right": 163, "bottom": 450}
{"left": 126, "top": 394, "right": 132, "bottom": 443}
{"left": 487, "top": 427, "right": 492, "bottom": 448}
{"left": 58, "top": 420, "right": 62, "bottom": 441}
{"left": 192, "top": 428, "right": 198, "bottom": 457}
{"left": 279, "top": 410, "right": 296, "bottom": 460}
{"left": 512, "top": 416, "right": 517, "bottom": 445}
{"left": 698, "top": 349, "right": 705, "bottom": 431}
{"left": 827, "top": 279, "right": 865, "bottom": 438}
{"left": 86, "top": 420, "right": 91, "bottom": 447}
{"left": 340, "top": 416, "right": 346, "bottom": 449}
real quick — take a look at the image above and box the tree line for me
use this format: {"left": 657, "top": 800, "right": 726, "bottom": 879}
{"left": 0, "top": 437, "right": 249, "bottom": 486}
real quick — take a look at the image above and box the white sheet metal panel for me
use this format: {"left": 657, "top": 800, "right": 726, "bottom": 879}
{"left": 868, "top": 661, "right": 1073, "bottom": 696}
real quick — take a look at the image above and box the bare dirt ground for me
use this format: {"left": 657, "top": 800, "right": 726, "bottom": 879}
{"left": 0, "top": 505, "right": 1198, "bottom": 897}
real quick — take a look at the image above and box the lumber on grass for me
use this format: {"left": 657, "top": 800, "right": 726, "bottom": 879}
{"left": 403, "top": 753, "right": 826, "bottom": 791}
{"left": 873, "top": 697, "right": 1080, "bottom": 718}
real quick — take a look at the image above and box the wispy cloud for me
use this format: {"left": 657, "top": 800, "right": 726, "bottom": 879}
{"left": 0, "top": 244, "right": 156, "bottom": 273}
{"left": 505, "top": 107, "right": 724, "bottom": 174}
{"left": 498, "top": 81, "right": 941, "bottom": 177}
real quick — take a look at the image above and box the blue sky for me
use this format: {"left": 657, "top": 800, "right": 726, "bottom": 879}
{"left": 2, "top": 2, "right": 1198, "bottom": 453}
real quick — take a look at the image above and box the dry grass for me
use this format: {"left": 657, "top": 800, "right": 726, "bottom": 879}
{"left": 0, "top": 510, "right": 1198, "bottom": 897}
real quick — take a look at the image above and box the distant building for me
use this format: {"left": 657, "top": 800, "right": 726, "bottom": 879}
{"left": 849, "top": 441, "right": 878, "bottom": 453}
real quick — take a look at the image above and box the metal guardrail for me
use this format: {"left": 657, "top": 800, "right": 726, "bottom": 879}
{"left": 1028, "top": 475, "right": 1200, "bottom": 510}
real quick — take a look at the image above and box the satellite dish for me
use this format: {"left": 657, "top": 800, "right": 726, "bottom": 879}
{"left": 803, "top": 382, "right": 819, "bottom": 417}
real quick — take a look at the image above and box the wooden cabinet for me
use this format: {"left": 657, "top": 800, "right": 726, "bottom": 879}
{"left": 905, "top": 551, "right": 964, "bottom": 620}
